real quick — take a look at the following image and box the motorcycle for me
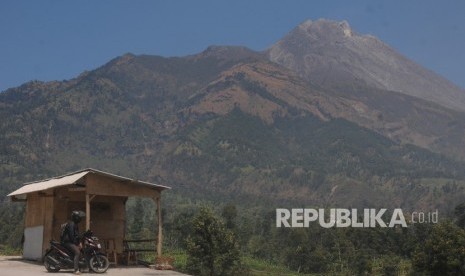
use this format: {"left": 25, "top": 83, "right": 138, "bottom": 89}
{"left": 44, "top": 229, "right": 110, "bottom": 273}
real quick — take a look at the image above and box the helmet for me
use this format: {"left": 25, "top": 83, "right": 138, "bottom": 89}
{"left": 71, "top": 210, "right": 85, "bottom": 224}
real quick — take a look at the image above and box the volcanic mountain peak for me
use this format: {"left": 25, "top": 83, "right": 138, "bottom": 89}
{"left": 298, "top": 19, "right": 354, "bottom": 40}
{"left": 268, "top": 19, "right": 465, "bottom": 112}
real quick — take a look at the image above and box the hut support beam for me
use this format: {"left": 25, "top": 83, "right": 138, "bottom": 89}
{"left": 156, "top": 196, "right": 162, "bottom": 257}
{"left": 85, "top": 194, "right": 96, "bottom": 230}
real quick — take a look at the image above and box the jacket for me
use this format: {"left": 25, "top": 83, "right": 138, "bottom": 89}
{"left": 62, "top": 221, "right": 80, "bottom": 245}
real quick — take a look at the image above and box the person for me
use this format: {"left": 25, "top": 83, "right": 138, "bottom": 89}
{"left": 61, "top": 211, "right": 85, "bottom": 275}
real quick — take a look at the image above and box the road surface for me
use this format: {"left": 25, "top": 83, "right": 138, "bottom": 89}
{"left": 0, "top": 256, "right": 188, "bottom": 276}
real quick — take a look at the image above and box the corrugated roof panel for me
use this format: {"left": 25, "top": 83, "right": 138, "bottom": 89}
{"left": 7, "top": 168, "right": 171, "bottom": 201}
{"left": 87, "top": 168, "right": 171, "bottom": 190}
{"left": 7, "top": 171, "right": 89, "bottom": 197}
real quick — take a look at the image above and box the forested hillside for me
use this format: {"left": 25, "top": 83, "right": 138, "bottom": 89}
{"left": 2, "top": 21, "right": 465, "bottom": 275}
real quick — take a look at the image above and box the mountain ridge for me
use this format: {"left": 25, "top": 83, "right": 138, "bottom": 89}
{"left": 1, "top": 19, "right": 465, "bottom": 212}
{"left": 267, "top": 19, "right": 465, "bottom": 112}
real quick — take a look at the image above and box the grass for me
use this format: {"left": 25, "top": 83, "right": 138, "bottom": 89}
{"left": 135, "top": 249, "right": 188, "bottom": 272}
{"left": 150, "top": 249, "right": 306, "bottom": 275}
{"left": 0, "top": 245, "right": 22, "bottom": 256}
{"left": 164, "top": 249, "right": 188, "bottom": 272}
{"left": 241, "top": 255, "right": 309, "bottom": 276}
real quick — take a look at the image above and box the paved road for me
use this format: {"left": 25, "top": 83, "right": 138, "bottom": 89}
{"left": 0, "top": 256, "right": 188, "bottom": 276}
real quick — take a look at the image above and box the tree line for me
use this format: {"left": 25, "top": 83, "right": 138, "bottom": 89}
{"left": 3, "top": 197, "right": 465, "bottom": 275}
{"left": 127, "top": 198, "right": 465, "bottom": 275}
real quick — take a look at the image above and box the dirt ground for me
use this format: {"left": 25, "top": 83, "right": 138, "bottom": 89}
{"left": 0, "top": 256, "right": 188, "bottom": 276}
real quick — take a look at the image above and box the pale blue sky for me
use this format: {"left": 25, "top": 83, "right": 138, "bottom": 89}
{"left": 1, "top": 0, "right": 464, "bottom": 92}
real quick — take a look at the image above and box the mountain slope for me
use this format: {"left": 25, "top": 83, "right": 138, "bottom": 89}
{"left": 266, "top": 19, "right": 465, "bottom": 159}
{"left": 183, "top": 59, "right": 465, "bottom": 160}
{"left": 267, "top": 19, "right": 465, "bottom": 112}
{"left": 1, "top": 22, "right": 465, "bottom": 213}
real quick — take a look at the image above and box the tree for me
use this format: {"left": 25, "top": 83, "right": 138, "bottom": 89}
{"left": 186, "top": 206, "right": 242, "bottom": 276}
{"left": 128, "top": 198, "right": 144, "bottom": 239}
{"left": 412, "top": 220, "right": 465, "bottom": 275}
{"left": 283, "top": 228, "right": 330, "bottom": 273}
{"left": 167, "top": 209, "right": 195, "bottom": 249}
{"left": 221, "top": 204, "right": 237, "bottom": 230}
{"left": 454, "top": 202, "right": 465, "bottom": 228}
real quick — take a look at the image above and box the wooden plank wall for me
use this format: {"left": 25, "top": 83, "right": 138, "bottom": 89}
{"left": 23, "top": 174, "right": 163, "bottom": 257}
{"left": 25, "top": 193, "right": 43, "bottom": 228}
{"left": 52, "top": 186, "right": 128, "bottom": 253}
{"left": 88, "top": 196, "right": 126, "bottom": 253}
{"left": 42, "top": 195, "right": 54, "bottom": 256}
{"left": 25, "top": 191, "right": 55, "bottom": 257}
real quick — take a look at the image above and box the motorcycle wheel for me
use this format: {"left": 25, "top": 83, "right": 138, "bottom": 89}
{"left": 44, "top": 252, "right": 61, "bottom": 272}
{"left": 89, "top": 254, "right": 110, "bottom": 273}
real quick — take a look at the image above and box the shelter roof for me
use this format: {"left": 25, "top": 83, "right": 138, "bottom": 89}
{"left": 7, "top": 168, "right": 170, "bottom": 200}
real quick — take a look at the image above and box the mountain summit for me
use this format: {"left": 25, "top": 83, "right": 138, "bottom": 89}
{"left": 268, "top": 19, "right": 465, "bottom": 112}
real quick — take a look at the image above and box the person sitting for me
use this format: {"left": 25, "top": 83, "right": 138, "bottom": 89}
{"left": 61, "top": 210, "right": 85, "bottom": 275}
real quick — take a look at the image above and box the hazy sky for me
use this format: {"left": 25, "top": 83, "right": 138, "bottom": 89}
{"left": 1, "top": 0, "right": 464, "bottom": 92}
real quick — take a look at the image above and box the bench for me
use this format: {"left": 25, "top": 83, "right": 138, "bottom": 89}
{"left": 123, "top": 239, "right": 157, "bottom": 265}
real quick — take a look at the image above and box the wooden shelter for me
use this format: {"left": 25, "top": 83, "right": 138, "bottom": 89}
{"left": 7, "top": 168, "right": 170, "bottom": 261}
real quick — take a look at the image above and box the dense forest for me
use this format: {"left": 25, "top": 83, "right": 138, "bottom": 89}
{"left": 123, "top": 196, "right": 465, "bottom": 275}
{"left": 3, "top": 109, "right": 465, "bottom": 275}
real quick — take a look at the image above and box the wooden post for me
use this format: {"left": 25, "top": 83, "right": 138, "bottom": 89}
{"left": 42, "top": 193, "right": 54, "bottom": 257}
{"left": 156, "top": 196, "right": 162, "bottom": 257}
{"left": 86, "top": 194, "right": 90, "bottom": 231}
{"left": 85, "top": 194, "right": 96, "bottom": 230}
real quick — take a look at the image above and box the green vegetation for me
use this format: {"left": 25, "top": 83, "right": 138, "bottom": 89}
{"left": 412, "top": 220, "right": 465, "bottom": 275}
{"left": 120, "top": 199, "right": 465, "bottom": 275}
{"left": 0, "top": 245, "right": 22, "bottom": 256}
{"left": 0, "top": 203, "right": 24, "bottom": 251}
{"left": 2, "top": 52, "right": 465, "bottom": 274}
{"left": 186, "top": 206, "right": 242, "bottom": 276}
{"left": 242, "top": 256, "right": 305, "bottom": 276}
{"left": 3, "top": 106, "right": 465, "bottom": 273}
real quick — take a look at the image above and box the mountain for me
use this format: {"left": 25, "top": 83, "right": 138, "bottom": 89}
{"left": 268, "top": 19, "right": 465, "bottom": 112}
{"left": 267, "top": 19, "right": 465, "bottom": 160}
{"left": 1, "top": 20, "right": 465, "bottom": 214}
